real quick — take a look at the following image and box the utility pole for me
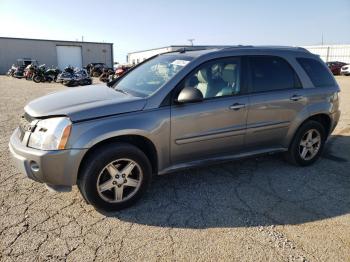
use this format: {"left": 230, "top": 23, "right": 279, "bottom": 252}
{"left": 321, "top": 33, "right": 324, "bottom": 45}
{"left": 188, "top": 39, "right": 195, "bottom": 46}
{"left": 82, "top": 36, "right": 84, "bottom": 42}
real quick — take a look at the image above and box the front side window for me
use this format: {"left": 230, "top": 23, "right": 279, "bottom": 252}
{"left": 114, "top": 54, "right": 193, "bottom": 97}
{"left": 297, "top": 57, "right": 335, "bottom": 87}
{"left": 249, "top": 56, "right": 300, "bottom": 93}
{"left": 181, "top": 58, "right": 241, "bottom": 99}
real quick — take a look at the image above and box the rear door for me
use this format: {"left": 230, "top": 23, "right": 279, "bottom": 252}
{"left": 245, "top": 55, "right": 306, "bottom": 150}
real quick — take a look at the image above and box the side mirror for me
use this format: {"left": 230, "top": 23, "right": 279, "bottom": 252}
{"left": 176, "top": 86, "right": 203, "bottom": 104}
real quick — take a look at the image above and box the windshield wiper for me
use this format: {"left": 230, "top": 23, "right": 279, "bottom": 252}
{"left": 114, "top": 88, "right": 129, "bottom": 95}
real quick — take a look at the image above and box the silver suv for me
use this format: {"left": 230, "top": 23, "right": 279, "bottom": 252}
{"left": 9, "top": 46, "right": 340, "bottom": 212}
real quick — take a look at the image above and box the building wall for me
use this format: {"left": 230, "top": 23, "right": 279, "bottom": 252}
{"left": 302, "top": 45, "right": 350, "bottom": 64}
{"left": 0, "top": 37, "right": 113, "bottom": 74}
{"left": 127, "top": 45, "right": 229, "bottom": 65}
{"left": 127, "top": 47, "right": 174, "bottom": 65}
{"left": 127, "top": 44, "right": 350, "bottom": 66}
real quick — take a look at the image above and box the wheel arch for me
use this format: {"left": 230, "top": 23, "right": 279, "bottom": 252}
{"left": 77, "top": 135, "right": 158, "bottom": 183}
{"left": 287, "top": 113, "right": 332, "bottom": 149}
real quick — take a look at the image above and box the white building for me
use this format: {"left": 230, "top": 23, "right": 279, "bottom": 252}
{"left": 127, "top": 45, "right": 229, "bottom": 65}
{"left": 0, "top": 37, "right": 114, "bottom": 74}
{"left": 302, "top": 45, "right": 350, "bottom": 64}
{"left": 127, "top": 44, "right": 350, "bottom": 65}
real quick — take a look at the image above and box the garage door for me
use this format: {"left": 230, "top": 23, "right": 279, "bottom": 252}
{"left": 56, "top": 46, "right": 82, "bottom": 70}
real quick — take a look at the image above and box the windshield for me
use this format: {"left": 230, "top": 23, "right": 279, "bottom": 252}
{"left": 113, "top": 54, "right": 193, "bottom": 97}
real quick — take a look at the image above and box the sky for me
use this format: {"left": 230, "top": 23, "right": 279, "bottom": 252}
{"left": 1, "top": 0, "right": 349, "bottom": 63}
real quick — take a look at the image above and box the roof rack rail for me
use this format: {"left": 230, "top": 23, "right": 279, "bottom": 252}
{"left": 221, "top": 45, "right": 312, "bottom": 53}
{"left": 175, "top": 46, "right": 223, "bottom": 53}
{"left": 220, "top": 45, "right": 254, "bottom": 51}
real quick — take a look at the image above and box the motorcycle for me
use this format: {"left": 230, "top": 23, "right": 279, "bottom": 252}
{"left": 106, "top": 65, "right": 132, "bottom": 86}
{"left": 45, "top": 67, "right": 61, "bottom": 82}
{"left": 24, "top": 64, "right": 37, "bottom": 80}
{"left": 13, "top": 65, "right": 26, "bottom": 79}
{"left": 33, "top": 65, "right": 61, "bottom": 83}
{"left": 99, "top": 68, "right": 114, "bottom": 83}
{"left": 62, "top": 69, "right": 92, "bottom": 87}
{"left": 6, "top": 64, "right": 17, "bottom": 77}
{"left": 56, "top": 66, "right": 75, "bottom": 83}
{"left": 88, "top": 63, "right": 106, "bottom": 77}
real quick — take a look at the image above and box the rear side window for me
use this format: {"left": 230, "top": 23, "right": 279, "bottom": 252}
{"left": 297, "top": 58, "right": 335, "bottom": 87}
{"left": 249, "top": 56, "right": 301, "bottom": 93}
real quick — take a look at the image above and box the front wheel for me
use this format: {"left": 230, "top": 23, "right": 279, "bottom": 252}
{"left": 77, "top": 143, "right": 152, "bottom": 212}
{"left": 285, "top": 120, "right": 326, "bottom": 166}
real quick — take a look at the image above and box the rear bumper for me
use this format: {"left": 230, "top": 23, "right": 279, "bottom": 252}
{"left": 9, "top": 128, "right": 87, "bottom": 186}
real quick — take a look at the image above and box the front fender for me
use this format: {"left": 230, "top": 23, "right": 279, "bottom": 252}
{"left": 67, "top": 108, "right": 171, "bottom": 172}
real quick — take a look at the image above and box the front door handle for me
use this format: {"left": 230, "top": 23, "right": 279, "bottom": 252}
{"left": 229, "top": 103, "right": 245, "bottom": 110}
{"left": 290, "top": 94, "right": 304, "bottom": 101}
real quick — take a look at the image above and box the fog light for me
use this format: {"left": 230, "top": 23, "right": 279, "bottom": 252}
{"left": 30, "top": 161, "right": 40, "bottom": 172}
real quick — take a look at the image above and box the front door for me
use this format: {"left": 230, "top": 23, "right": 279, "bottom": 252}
{"left": 170, "top": 57, "right": 249, "bottom": 165}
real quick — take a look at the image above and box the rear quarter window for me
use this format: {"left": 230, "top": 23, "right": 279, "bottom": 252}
{"left": 297, "top": 58, "right": 335, "bottom": 87}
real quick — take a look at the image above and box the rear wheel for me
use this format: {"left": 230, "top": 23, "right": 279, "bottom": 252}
{"left": 77, "top": 143, "right": 152, "bottom": 212}
{"left": 285, "top": 120, "right": 326, "bottom": 166}
{"left": 33, "top": 75, "right": 42, "bottom": 83}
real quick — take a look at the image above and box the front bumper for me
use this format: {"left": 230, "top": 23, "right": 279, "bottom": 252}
{"left": 9, "top": 128, "right": 87, "bottom": 186}
{"left": 329, "top": 110, "right": 341, "bottom": 136}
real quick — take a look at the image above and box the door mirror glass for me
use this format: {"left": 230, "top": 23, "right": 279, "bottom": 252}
{"left": 176, "top": 86, "right": 203, "bottom": 104}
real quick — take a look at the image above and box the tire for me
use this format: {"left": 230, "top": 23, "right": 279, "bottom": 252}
{"left": 33, "top": 75, "right": 42, "bottom": 83}
{"left": 285, "top": 120, "right": 326, "bottom": 166}
{"left": 77, "top": 143, "right": 152, "bottom": 212}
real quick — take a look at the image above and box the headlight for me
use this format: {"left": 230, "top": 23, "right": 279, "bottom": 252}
{"left": 28, "top": 117, "right": 72, "bottom": 150}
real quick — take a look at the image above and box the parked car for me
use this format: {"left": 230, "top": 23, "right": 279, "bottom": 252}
{"left": 326, "top": 61, "right": 348, "bottom": 75}
{"left": 9, "top": 46, "right": 340, "bottom": 212}
{"left": 340, "top": 64, "right": 350, "bottom": 76}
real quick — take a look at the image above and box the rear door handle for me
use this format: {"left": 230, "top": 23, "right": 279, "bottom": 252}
{"left": 290, "top": 94, "right": 304, "bottom": 101}
{"left": 229, "top": 103, "right": 245, "bottom": 110}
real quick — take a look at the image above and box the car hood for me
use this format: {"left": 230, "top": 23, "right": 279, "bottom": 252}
{"left": 24, "top": 84, "right": 147, "bottom": 122}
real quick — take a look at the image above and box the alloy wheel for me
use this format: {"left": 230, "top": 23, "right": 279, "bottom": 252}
{"left": 299, "top": 129, "right": 321, "bottom": 161}
{"left": 96, "top": 158, "right": 143, "bottom": 203}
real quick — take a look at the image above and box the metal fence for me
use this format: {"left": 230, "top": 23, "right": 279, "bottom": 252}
{"left": 302, "top": 45, "right": 350, "bottom": 64}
